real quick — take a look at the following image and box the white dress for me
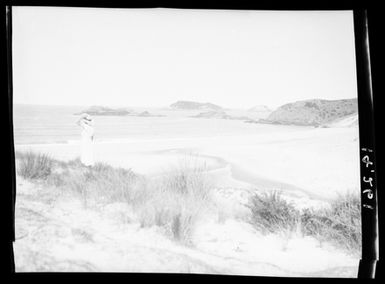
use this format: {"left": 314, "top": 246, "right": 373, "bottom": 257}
{"left": 80, "top": 120, "right": 95, "bottom": 166}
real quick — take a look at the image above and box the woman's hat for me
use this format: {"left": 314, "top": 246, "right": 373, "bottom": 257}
{"left": 80, "top": 113, "right": 92, "bottom": 121}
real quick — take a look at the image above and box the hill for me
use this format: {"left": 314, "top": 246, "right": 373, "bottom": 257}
{"left": 263, "top": 98, "right": 358, "bottom": 126}
{"left": 170, "top": 101, "right": 223, "bottom": 111}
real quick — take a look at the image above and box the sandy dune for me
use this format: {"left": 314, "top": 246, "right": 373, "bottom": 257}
{"left": 14, "top": 176, "right": 358, "bottom": 276}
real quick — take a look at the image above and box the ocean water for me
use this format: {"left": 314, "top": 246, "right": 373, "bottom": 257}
{"left": 13, "top": 104, "right": 84, "bottom": 145}
{"left": 13, "top": 104, "right": 186, "bottom": 145}
{"left": 13, "top": 104, "right": 294, "bottom": 145}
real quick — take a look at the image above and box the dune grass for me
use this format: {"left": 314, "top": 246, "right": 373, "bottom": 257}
{"left": 248, "top": 191, "right": 300, "bottom": 236}
{"left": 50, "top": 160, "right": 138, "bottom": 207}
{"left": 16, "top": 151, "right": 54, "bottom": 180}
{"left": 15, "top": 150, "right": 362, "bottom": 252}
{"left": 248, "top": 191, "right": 361, "bottom": 256}
{"left": 15, "top": 151, "right": 213, "bottom": 245}
{"left": 133, "top": 158, "right": 213, "bottom": 244}
{"left": 300, "top": 192, "right": 361, "bottom": 253}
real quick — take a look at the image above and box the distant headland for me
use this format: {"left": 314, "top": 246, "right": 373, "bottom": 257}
{"left": 255, "top": 98, "right": 358, "bottom": 127}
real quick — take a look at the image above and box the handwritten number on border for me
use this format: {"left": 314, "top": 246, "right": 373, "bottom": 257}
{"left": 361, "top": 148, "right": 375, "bottom": 210}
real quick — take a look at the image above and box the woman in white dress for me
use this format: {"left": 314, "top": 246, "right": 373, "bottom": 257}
{"left": 77, "top": 113, "right": 95, "bottom": 166}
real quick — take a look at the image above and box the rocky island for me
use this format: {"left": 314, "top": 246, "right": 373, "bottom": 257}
{"left": 170, "top": 100, "right": 223, "bottom": 111}
{"left": 74, "top": 106, "right": 132, "bottom": 116}
{"left": 75, "top": 106, "right": 164, "bottom": 117}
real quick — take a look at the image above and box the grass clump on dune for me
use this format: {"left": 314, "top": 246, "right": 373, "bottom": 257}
{"left": 301, "top": 192, "right": 361, "bottom": 254}
{"left": 248, "top": 190, "right": 361, "bottom": 255}
{"left": 132, "top": 157, "right": 213, "bottom": 244}
{"left": 16, "top": 151, "right": 54, "bottom": 180}
{"left": 248, "top": 191, "right": 300, "bottom": 240}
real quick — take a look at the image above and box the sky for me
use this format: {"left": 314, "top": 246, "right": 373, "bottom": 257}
{"left": 12, "top": 7, "right": 357, "bottom": 109}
